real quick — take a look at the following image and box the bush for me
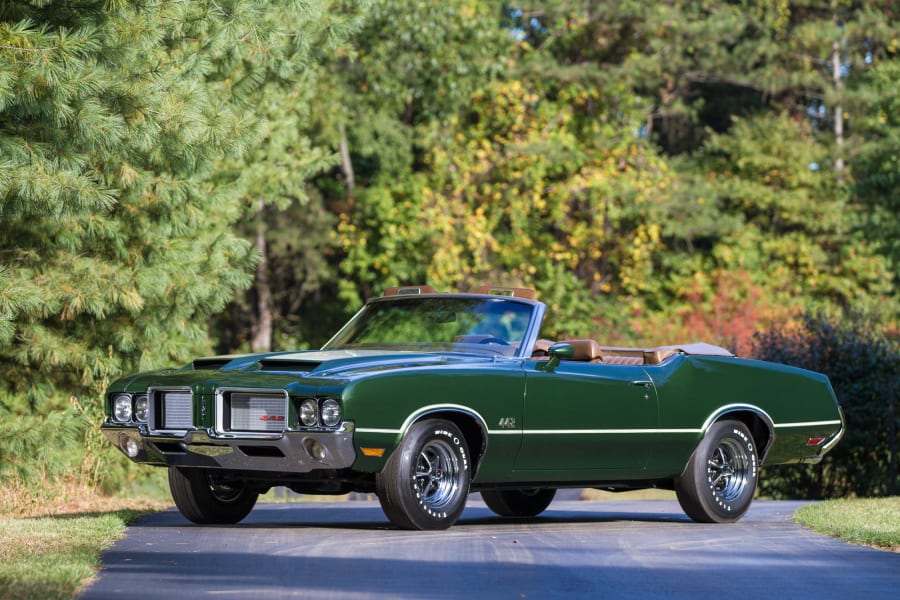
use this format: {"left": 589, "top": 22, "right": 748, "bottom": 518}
{"left": 752, "top": 311, "right": 899, "bottom": 498}
{"left": 0, "top": 398, "right": 162, "bottom": 511}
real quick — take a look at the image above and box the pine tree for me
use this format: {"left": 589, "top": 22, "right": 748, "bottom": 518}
{"left": 0, "top": 1, "right": 364, "bottom": 488}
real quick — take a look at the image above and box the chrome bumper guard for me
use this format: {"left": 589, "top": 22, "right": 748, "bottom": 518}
{"left": 101, "top": 422, "right": 357, "bottom": 473}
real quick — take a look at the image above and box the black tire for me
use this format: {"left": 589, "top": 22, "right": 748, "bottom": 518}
{"left": 376, "top": 419, "right": 471, "bottom": 530}
{"left": 168, "top": 467, "right": 258, "bottom": 525}
{"left": 482, "top": 488, "right": 556, "bottom": 517}
{"left": 675, "top": 420, "right": 758, "bottom": 523}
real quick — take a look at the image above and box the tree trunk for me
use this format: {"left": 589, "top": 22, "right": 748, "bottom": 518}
{"left": 250, "top": 197, "right": 274, "bottom": 353}
{"left": 890, "top": 377, "right": 897, "bottom": 496}
{"left": 339, "top": 122, "right": 355, "bottom": 200}
{"left": 832, "top": 5, "right": 844, "bottom": 178}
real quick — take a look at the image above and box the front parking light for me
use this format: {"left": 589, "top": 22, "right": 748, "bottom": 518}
{"left": 119, "top": 434, "right": 141, "bottom": 458}
{"left": 304, "top": 438, "right": 327, "bottom": 462}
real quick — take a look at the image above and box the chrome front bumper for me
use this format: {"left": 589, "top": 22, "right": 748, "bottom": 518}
{"left": 101, "top": 422, "right": 357, "bottom": 473}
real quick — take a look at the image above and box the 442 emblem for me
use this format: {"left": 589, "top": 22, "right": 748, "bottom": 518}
{"left": 497, "top": 417, "right": 516, "bottom": 429}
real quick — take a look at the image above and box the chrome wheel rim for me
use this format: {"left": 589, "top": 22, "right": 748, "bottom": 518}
{"left": 707, "top": 438, "right": 750, "bottom": 502}
{"left": 414, "top": 440, "right": 460, "bottom": 509}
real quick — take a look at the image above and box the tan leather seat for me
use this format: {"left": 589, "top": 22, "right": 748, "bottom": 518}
{"left": 561, "top": 339, "right": 603, "bottom": 362}
{"left": 602, "top": 355, "right": 644, "bottom": 365}
{"left": 643, "top": 348, "right": 679, "bottom": 365}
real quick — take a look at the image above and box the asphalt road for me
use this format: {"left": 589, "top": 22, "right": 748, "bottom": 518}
{"left": 81, "top": 498, "right": 899, "bottom": 599}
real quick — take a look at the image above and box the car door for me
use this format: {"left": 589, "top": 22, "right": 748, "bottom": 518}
{"left": 514, "top": 359, "right": 658, "bottom": 475}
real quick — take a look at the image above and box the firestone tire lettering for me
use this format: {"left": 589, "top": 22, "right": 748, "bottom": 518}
{"left": 376, "top": 419, "right": 471, "bottom": 530}
{"left": 675, "top": 419, "right": 759, "bottom": 523}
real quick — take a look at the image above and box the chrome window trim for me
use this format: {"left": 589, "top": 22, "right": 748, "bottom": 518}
{"left": 321, "top": 294, "right": 546, "bottom": 360}
{"left": 516, "top": 301, "right": 546, "bottom": 359}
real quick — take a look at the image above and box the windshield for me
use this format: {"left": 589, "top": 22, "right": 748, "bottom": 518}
{"left": 323, "top": 297, "right": 536, "bottom": 357}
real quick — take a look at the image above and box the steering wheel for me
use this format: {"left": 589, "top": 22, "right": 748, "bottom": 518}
{"left": 478, "top": 337, "right": 510, "bottom": 346}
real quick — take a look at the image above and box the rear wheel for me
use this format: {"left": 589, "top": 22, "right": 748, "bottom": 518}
{"left": 482, "top": 488, "right": 556, "bottom": 518}
{"left": 675, "top": 420, "right": 758, "bottom": 523}
{"left": 376, "top": 419, "right": 471, "bottom": 530}
{"left": 168, "top": 467, "right": 258, "bottom": 524}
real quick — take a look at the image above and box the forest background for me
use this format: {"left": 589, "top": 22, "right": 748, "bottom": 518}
{"left": 1, "top": 0, "right": 897, "bottom": 504}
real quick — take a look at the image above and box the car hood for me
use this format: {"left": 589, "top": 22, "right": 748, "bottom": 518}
{"left": 110, "top": 349, "right": 504, "bottom": 393}
{"left": 193, "top": 348, "right": 497, "bottom": 378}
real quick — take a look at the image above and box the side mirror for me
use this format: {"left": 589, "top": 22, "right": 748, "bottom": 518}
{"left": 540, "top": 343, "right": 574, "bottom": 372}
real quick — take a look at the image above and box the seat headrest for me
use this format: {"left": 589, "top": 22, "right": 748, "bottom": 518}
{"left": 561, "top": 339, "right": 602, "bottom": 361}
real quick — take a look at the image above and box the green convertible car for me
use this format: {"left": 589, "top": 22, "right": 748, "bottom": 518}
{"left": 102, "top": 285, "right": 844, "bottom": 530}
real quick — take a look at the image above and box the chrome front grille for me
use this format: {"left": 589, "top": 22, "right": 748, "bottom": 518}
{"left": 224, "top": 391, "right": 287, "bottom": 433}
{"left": 162, "top": 391, "right": 193, "bottom": 429}
{"left": 149, "top": 389, "right": 193, "bottom": 432}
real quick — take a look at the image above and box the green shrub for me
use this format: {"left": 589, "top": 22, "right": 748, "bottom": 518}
{"left": 752, "top": 311, "right": 899, "bottom": 498}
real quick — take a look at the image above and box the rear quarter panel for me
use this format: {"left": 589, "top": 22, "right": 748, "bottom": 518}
{"left": 644, "top": 354, "right": 842, "bottom": 477}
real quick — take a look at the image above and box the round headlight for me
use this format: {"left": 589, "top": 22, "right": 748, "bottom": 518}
{"left": 320, "top": 398, "right": 342, "bottom": 427}
{"left": 299, "top": 398, "right": 318, "bottom": 427}
{"left": 113, "top": 394, "right": 133, "bottom": 422}
{"left": 133, "top": 394, "right": 149, "bottom": 423}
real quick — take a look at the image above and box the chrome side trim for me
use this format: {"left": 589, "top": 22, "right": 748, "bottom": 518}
{"left": 773, "top": 419, "right": 843, "bottom": 428}
{"left": 398, "top": 403, "right": 490, "bottom": 438}
{"left": 820, "top": 406, "right": 846, "bottom": 454}
{"left": 357, "top": 427, "right": 706, "bottom": 436}
{"left": 356, "top": 404, "right": 492, "bottom": 440}
{"left": 700, "top": 403, "right": 777, "bottom": 461}
{"left": 355, "top": 427, "right": 401, "bottom": 435}
{"left": 700, "top": 403, "right": 775, "bottom": 434}
{"left": 503, "top": 428, "right": 702, "bottom": 435}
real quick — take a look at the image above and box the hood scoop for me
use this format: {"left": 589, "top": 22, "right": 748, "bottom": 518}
{"left": 258, "top": 359, "right": 322, "bottom": 372}
{"left": 193, "top": 358, "right": 232, "bottom": 370}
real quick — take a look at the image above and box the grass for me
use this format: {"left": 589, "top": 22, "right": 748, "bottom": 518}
{"left": 0, "top": 508, "right": 158, "bottom": 600}
{"left": 0, "top": 477, "right": 169, "bottom": 600}
{"left": 794, "top": 497, "right": 900, "bottom": 552}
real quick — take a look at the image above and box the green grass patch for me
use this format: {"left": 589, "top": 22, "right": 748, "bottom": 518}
{"left": 795, "top": 497, "right": 900, "bottom": 552}
{"left": 0, "top": 509, "right": 156, "bottom": 600}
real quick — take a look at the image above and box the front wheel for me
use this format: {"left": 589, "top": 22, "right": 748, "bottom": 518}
{"left": 482, "top": 488, "right": 556, "bottom": 518}
{"left": 376, "top": 419, "right": 471, "bottom": 530}
{"left": 168, "top": 467, "right": 258, "bottom": 524}
{"left": 675, "top": 420, "right": 758, "bottom": 523}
